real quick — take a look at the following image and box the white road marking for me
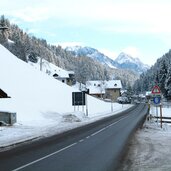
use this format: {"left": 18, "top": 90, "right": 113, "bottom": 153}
{"left": 12, "top": 114, "right": 129, "bottom": 171}
{"left": 12, "top": 143, "right": 77, "bottom": 171}
{"left": 90, "top": 115, "right": 129, "bottom": 137}
{"left": 91, "top": 127, "right": 106, "bottom": 136}
{"left": 79, "top": 139, "right": 84, "bottom": 143}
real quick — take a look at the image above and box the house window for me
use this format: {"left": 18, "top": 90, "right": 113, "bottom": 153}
{"left": 62, "top": 80, "right": 65, "bottom": 83}
{"left": 98, "top": 84, "right": 100, "bottom": 87}
{"left": 94, "top": 84, "right": 96, "bottom": 86}
{"left": 114, "top": 84, "right": 117, "bottom": 87}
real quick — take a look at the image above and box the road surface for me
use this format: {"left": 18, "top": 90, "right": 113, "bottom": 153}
{"left": 0, "top": 103, "right": 148, "bottom": 171}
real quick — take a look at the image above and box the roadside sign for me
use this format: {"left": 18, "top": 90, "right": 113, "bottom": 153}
{"left": 151, "top": 85, "right": 161, "bottom": 95}
{"left": 153, "top": 96, "right": 161, "bottom": 105}
{"left": 72, "top": 92, "right": 85, "bottom": 106}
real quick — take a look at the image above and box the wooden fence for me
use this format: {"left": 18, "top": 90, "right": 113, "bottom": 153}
{"left": 154, "top": 116, "right": 171, "bottom": 124}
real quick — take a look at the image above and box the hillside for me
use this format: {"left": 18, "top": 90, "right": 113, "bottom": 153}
{"left": 0, "top": 44, "right": 131, "bottom": 146}
{"left": 0, "top": 44, "right": 115, "bottom": 118}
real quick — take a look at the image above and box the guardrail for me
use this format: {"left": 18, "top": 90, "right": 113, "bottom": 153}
{"left": 154, "top": 116, "right": 171, "bottom": 124}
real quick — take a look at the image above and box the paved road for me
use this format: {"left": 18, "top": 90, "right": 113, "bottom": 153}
{"left": 0, "top": 103, "right": 148, "bottom": 171}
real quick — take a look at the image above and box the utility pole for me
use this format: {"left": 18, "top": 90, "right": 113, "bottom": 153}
{"left": 40, "top": 57, "right": 43, "bottom": 71}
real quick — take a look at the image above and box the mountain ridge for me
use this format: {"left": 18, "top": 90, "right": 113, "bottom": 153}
{"left": 65, "top": 46, "right": 150, "bottom": 74}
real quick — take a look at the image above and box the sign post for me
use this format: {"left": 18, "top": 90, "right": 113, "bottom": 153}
{"left": 151, "top": 85, "right": 161, "bottom": 94}
{"left": 151, "top": 85, "right": 162, "bottom": 127}
{"left": 72, "top": 92, "right": 88, "bottom": 116}
{"left": 151, "top": 85, "right": 161, "bottom": 106}
{"left": 160, "top": 104, "right": 163, "bottom": 128}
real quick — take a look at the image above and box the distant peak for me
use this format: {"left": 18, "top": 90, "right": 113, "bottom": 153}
{"left": 115, "top": 52, "right": 135, "bottom": 64}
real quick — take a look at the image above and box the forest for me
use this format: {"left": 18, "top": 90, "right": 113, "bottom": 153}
{"left": 133, "top": 51, "right": 171, "bottom": 99}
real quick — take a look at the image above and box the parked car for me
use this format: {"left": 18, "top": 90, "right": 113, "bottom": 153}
{"left": 117, "top": 96, "right": 130, "bottom": 104}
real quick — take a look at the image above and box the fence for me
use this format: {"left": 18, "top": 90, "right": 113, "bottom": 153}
{"left": 154, "top": 116, "right": 171, "bottom": 124}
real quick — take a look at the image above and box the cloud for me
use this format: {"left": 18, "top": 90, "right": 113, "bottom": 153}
{"left": 123, "top": 47, "right": 141, "bottom": 58}
{"left": 100, "top": 49, "right": 118, "bottom": 60}
{"left": 3, "top": 0, "right": 171, "bottom": 35}
{"left": 8, "top": 6, "right": 51, "bottom": 22}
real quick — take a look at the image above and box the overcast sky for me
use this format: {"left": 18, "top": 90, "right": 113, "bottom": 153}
{"left": 1, "top": 0, "right": 171, "bottom": 65}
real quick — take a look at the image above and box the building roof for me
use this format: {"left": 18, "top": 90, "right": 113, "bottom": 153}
{"left": 72, "top": 82, "right": 88, "bottom": 91}
{"left": 0, "top": 89, "right": 9, "bottom": 98}
{"left": 86, "top": 80, "right": 105, "bottom": 94}
{"left": 86, "top": 80, "right": 122, "bottom": 94}
{"left": 105, "top": 80, "right": 122, "bottom": 89}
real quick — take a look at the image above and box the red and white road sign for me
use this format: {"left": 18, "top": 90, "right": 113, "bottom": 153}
{"left": 151, "top": 85, "right": 161, "bottom": 94}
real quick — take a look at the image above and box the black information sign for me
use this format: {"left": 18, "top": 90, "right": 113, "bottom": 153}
{"left": 72, "top": 92, "right": 85, "bottom": 106}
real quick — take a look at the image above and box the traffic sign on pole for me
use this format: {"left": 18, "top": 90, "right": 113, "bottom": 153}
{"left": 153, "top": 96, "right": 161, "bottom": 105}
{"left": 151, "top": 85, "right": 161, "bottom": 95}
{"left": 151, "top": 85, "right": 161, "bottom": 106}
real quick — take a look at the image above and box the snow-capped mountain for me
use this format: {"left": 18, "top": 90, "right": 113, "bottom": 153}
{"left": 65, "top": 46, "right": 118, "bottom": 69}
{"left": 115, "top": 52, "right": 150, "bottom": 73}
{"left": 66, "top": 46, "right": 149, "bottom": 74}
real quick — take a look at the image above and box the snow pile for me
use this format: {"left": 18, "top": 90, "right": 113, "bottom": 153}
{"left": 0, "top": 44, "right": 132, "bottom": 148}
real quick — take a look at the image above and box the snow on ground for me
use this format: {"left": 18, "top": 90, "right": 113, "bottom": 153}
{"left": 118, "top": 103, "right": 171, "bottom": 171}
{"left": 0, "top": 45, "right": 132, "bottom": 149}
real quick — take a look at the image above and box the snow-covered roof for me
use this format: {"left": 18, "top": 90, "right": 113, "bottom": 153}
{"left": 86, "top": 80, "right": 105, "bottom": 94}
{"left": 86, "top": 80, "right": 103, "bottom": 87}
{"left": 105, "top": 80, "right": 122, "bottom": 89}
{"left": 86, "top": 80, "right": 122, "bottom": 94}
{"left": 72, "top": 82, "right": 87, "bottom": 91}
{"left": 89, "top": 86, "right": 105, "bottom": 94}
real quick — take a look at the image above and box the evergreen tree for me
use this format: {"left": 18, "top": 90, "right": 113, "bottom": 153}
{"left": 158, "top": 60, "right": 167, "bottom": 97}
{"left": 0, "top": 15, "right": 9, "bottom": 44}
{"left": 165, "top": 64, "right": 171, "bottom": 99}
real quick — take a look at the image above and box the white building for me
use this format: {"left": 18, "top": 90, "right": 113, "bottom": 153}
{"left": 86, "top": 80, "right": 122, "bottom": 101}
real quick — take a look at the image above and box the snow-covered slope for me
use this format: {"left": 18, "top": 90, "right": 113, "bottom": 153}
{"left": 28, "top": 57, "right": 71, "bottom": 78}
{"left": 66, "top": 46, "right": 149, "bottom": 74}
{"left": 0, "top": 46, "right": 74, "bottom": 125}
{"left": 0, "top": 44, "right": 117, "bottom": 123}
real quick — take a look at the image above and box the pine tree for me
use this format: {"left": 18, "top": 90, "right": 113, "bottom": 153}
{"left": 165, "top": 64, "right": 171, "bottom": 99}
{"left": 0, "top": 15, "right": 9, "bottom": 44}
{"left": 158, "top": 60, "right": 167, "bottom": 97}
